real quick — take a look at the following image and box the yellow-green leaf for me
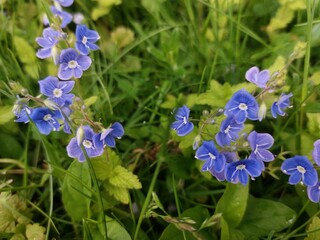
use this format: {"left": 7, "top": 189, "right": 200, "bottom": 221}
{"left": 104, "top": 181, "right": 129, "bottom": 204}
{"left": 13, "top": 36, "right": 36, "bottom": 64}
{"left": 109, "top": 166, "right": 142, "bottom": 189}
{"left": 305, "top": 217, "right": 320, "bottom": 240}
{"left": 26, "top": 223, "right": 46, "bottom": 240}
{"left": 84, "top": 96, "right": 98, "bottom": 107}
{"left": 0, "top": 106, "right": 14, "bottom": 125}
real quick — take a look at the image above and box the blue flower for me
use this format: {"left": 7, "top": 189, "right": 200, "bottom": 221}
{"left": 225, "top": 159, "right": 263, "bottom": 185}
{"left": 30, "top": 107, "right": 62, "bottom": 135}
{"left": 271, "top": 93, "right": 293, "bottom": 118}
{"left": 93, "top": 122, "right": 124, "bottom": 148}
{"left": 307, "top": 181, "right": 320, "bottom": 203}
{"left": 195, "top": 141, "right": 226, "bottom": 173}
{"left": 36, "top": 27, "right": 61, "bottom": 61}
{"left": 312, "top": 139, "right": 320, "bottom": 166}
{"left": 224, "top": 89, "right": 259, "bottom": 123}
{"left": 66, "top": 125, "right": 104, "bottom": 162}
{"left": 281, "top": 156, "right": 318, "bottom": 187}
{"left": 248, "top": 131, "right": 274, "bottom": 162}
{"left": 54, "top": 0, "right": 74, "bottom": 7}
{"left": 171, "top": 105, "right": 194, "bottom": 136}
{"left": 58, "top": 48, "right": 92, "bottom": 80}
{"left": 75, "top": 25, "right": 100, "bottom": 55}
{"left": 245, "top": 66, "right": 270, "bottom": 88}
{"left": 215, "top": 116, "right": 244, "bottom": 147}
{"left": 50, "top": 6, "right": 72, "bottom": 28}
{"left": 39, "top": 76, "right": 74, "bottom": 107}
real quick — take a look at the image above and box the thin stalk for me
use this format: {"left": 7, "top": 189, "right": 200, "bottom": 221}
{"left": 299, "top": 0, "right": 314, "bottom": 151}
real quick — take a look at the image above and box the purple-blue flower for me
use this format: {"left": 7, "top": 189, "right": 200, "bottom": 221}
{"left": 215, "top": 116, "right": 244, "bottom": 147}
{"left": 58, "top": 48, "right": 92, "bottom": 80}
{"left": 50, "top": 6, "right": 72, "bottom": 28}
{"left": 93, "top": 122, "right": 124, "bottom": 148}
{"left": 209, "top": 151, "right": 239, "bottom": 181}
{"left": 281, "top": 156, "right": 318, "bottom": 187}
{"left": 171, "top": 105, "right": 194, "bottom": 136}
{"left": 224, "top": 89, "right": 259, "bottom": 124}
{"left": 75, "top": 25, "right": 100, "bottom": 55}
{"left": 195, "top": 141, "right": 226, "bottom": 173}
{"left": 54, "top": 0, "right": 74, "bottom": 7}
{"left": 271, "top": 93, "right": 293, "bottom": 118}
{"left": 225, "top": 159, "right": 263, "bottom": 185}
{"left": 307, "top": 181, "right": 320, "bottom": 203}
{"left": 29, "top": 107, "right": 62, "bottom": 135}
{"left": 39, "top": 76, "right": 74, "bottom": 107}
{"left": 245, "top": 66, "right": 270, "bottom": 88}
{"left": 67, "top": 125, "right": 104, "bottom": 162}
{"left": 248, "top": 131, "right": 274, "bottom": 162}
{"left": 312, "top": 139, "right": 320, "bottom": 166}
{"left": 36, "top": 27, "right": 61, "bottom": 61}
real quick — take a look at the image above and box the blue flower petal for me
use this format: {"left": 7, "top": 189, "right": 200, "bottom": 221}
{"left": 288, "top": 171, "right": 301, "bottom": 185}
{"left": 312, "top": 139, "right": 320, "bottom": 166}
{"left": 214, "top": 154, "right": 226, "bottom": 173}
{"left": 303, "top": 169, "right": 318, "bottom": 187}
{"left": 36, "top": 48, "right": 52, "bottom": 59}
{"left": 176, "top": 122, "right": 193, "bottom": 136}
{"left": 238, "top": 170, "right": 248, "bottom": 185}
{"left": 307, "top": 183, "right": 320, "bottom": 203}
{"left": 77, "top": 55, "right": 92, "bottom": 70}
{"left": 58, "top": 64, "right": 73, "bottom": 80}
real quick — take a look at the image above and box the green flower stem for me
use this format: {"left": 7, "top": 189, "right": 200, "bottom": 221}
{"left": 133, "top": 153, "right": 164, "bottom": 240}
{"left": 299, "top": 0, "right": 314, "bottom": 150}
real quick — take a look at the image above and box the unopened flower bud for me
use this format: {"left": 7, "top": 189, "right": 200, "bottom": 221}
{"left": 76, "top": 125, "right": 84, "bottom": 146}
{"left": 43, "top": 99, "right": 59, "bottom": 110}
{"left": 258, "top": 102, "right": 267, "bottom": 122}
{"left": 193, "top": 135, "right": 201, "bottom": 150}
{"left": 20, "top": 88, "right": 29, "bottom": 96}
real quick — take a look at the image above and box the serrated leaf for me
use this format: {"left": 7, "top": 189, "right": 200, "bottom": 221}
{"left": 238, "top": 196, "right": 296, "bottom": 237}
{"left": 104, "top": 181, "right": 129, "bottom": 204}
{"left": 266, "top": 7, "right": 294, "bottom": 33}
{"left": 106, "top": 216, "right": 132, "bottom": 240}
{"left": 61, "top": 161, "right": 91, "bottom": 221}
{"left": 305, "top": 217, "right": 320, "bottom": 240}
{"left": 84, "top": 96, "right": 98, "bottom": 107}
{"left": 26, "top": 223, "right": 46, "bottom": 240}
{"left": 215, "top": 182, "right": 249, "bottom": 227}
{"left": 91, "top": 155, "right": 114, "bottom": 181}
{"left": 0, "top": 106, "right": 14, "bottom": 125}
{"left": 161, "top": 94, "right": 177, "bottom": 109}
{"left": 109, "top": 166, "right": 142, "bottom": 189}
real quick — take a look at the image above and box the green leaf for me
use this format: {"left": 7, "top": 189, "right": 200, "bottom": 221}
{"left": 109, "top": 165, "right": 142, "bottom": 189}
{"left": 305, "top": 103, "right": 320, "bottom": 113}
{"left": 106, "top": 216, "right": 132, "bottom": 240}
{"left": 220, "top": 217, "right": 245, "bottom": 240}
{"left": 25, "top": 223, "right": 46, "bottom": 240}
{"left": 238, "top": 196, "right": 296, "bottom": 237}
{"left": 13, "top": 36, "right": 36, "bottom": 64}
{"left": 61, "top": 161, "right": 92, "bottom": 221}
{"left": 305, "top": 217, "right": 320, "bottom": 240}
{"left": 84, "top": 96, "right": 98, "bottom": 107}
{"left": 215, "top": 182, "right": 249, "bottom": 227}
{"left": 103, "top": 181, "right": 129, "bottom": 204}
{"left": 0, "top": 106, "right": 14, "bottom": 125}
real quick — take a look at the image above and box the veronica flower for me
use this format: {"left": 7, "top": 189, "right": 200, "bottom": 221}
{"left": 29, "top": 107, "right": 62, "bottom": 135}
{"left": 39, "top": 76, "right": 74, "bottom": 107}
{"left": 312, "top": 139, "right": 320, "bottom": 166}
{"left": 281, "top": 156, "right": 318, "bottom": 187}
{"left": 271, "top": 93, "right": 293, "bottom": 118}
{"left": 224, "top": 89, "right": 259, "bottom": 124}
{"left": 54, "top": 0, "right": 74, "bottom": 7}
{"left": 93, "top": 122, "right": 124, "bottom": 148}
{"left": 58, "top": 48, "right": 92, "bottom": 80}
{"left": 75, "top": 25, "right": 100, "bottom": 55}
{"left": 36, "top": 27, "right": 61, "bottom": 61}
{"left": 171, "top": 105, "right": 194, "bottom": 136}
{"left": 248, "top": 131, "right": 274, "bottom": 162}
{"left": 195, "top": 141, "right": 226, "bottom": 173}
{"left": 307, "top": 181, "right": 320, "bottom": 203}
{"left": 66, "top": 125, "right": 104, "bottom": 162}
{"left": 245, "top": 66, "right": 270, "bottom": 88}
{"left": 50, "top": 6, "right": 72, "bottom": 28}
{"left": 225, "top": 159, "right": 263, "bottom": 185}
{"left": 14, "top": 104, "right": 32, "bottom": 124}
{"left": 215, "top": 116, "right": 244, "bottom": 147}
{"left": 210, "top": 151, "right": 239, "bottom": 181}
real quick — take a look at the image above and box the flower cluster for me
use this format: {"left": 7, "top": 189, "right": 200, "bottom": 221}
{"left": 13, "top": 1, "right": 123, "bottom": 162}
{"left": 171, "top": 66, "right": 294, "bottom": 186}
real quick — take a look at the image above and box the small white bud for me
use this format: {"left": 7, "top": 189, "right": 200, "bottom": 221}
{"left": 76, "top": 125, "right": 85, "bottom": 146}
{"left": 258, "top": 102, "right": 267, "bottom": 122}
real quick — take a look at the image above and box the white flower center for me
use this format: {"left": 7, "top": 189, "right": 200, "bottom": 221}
{"left": 82, "top": 36, "right": 88, "bottom": 44}
{"left": 83, "top": 140, "right": 93, "bottom": 148}
{"left": 238, "top": 103, "right": 248, "bottom": 110}
{"left": 68, "top": 60, "right": 78, "bottom": 69}
{"left": 183, "top": 116, "right": 187, "bottom": 124}
{"left": 53, "top": 88, "right": 62, "bottom": 98}
{"left": 224, "top": 125, "right": 231, "bottom": 134}
{"left": 43, "top": 114, "right": 52, "bottom": 121}
{"left": 297, "top": 165, "right": 306, "bottom": 174}
{"left": 236, "top": 164, "right": 246, "bottom": 170}
{"left": 208, "top": 152, "right": 216, "bottom": 160}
